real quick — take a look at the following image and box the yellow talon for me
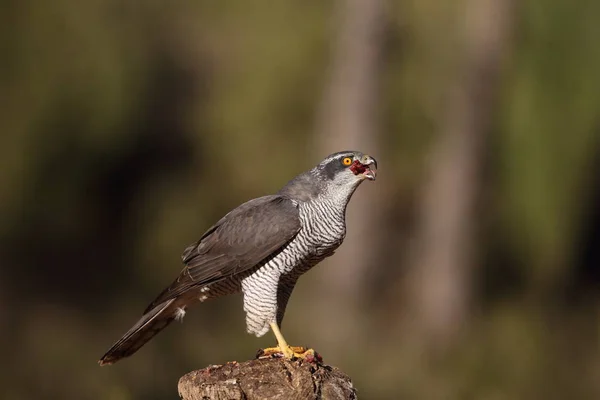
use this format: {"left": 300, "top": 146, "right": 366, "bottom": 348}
{"left": 257, "top": 345, "right": 318, "bottom": 361}
{"left": 255, "top": 323, "right": 321, "bottom": 361}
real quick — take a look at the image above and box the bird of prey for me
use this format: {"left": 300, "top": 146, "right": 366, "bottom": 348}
{"left": 99, "top": 150, "right": 377, "bottom": 365}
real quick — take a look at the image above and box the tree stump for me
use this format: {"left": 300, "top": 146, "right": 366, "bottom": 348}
{"left": 178, "top": 356, "right": 357, "bottom": 400}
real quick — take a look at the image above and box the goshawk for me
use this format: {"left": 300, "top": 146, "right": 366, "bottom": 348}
{"left": 99, "top": 150, "right": 377, "bottom": 365}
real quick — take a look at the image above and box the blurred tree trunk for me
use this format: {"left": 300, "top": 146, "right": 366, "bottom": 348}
{"left": 406, "top": 0, "right": 515, "bottom": 344}
{"left": 312, "top": 0, "right": 386, "bottom": 352}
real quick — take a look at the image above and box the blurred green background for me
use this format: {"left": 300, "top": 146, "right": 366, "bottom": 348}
{"left": 1, "top": 0, "right": 599, "bottom": 399}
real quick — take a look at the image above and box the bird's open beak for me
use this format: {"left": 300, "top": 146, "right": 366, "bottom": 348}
{"left": 361, "top": 156, "right": 377, "bottom": 181}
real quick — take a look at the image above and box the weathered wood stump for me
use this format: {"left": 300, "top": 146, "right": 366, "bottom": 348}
{"left": 178, "top": 356, "right": 357, "bottom": 400}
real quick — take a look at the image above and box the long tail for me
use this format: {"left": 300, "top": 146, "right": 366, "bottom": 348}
{"left": 99, "top": 299, "right": 178, "bottom": 366}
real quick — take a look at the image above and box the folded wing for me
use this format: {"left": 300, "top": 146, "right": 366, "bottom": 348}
{"left": 144, "top": 195, "right": 301, "bottom": 313}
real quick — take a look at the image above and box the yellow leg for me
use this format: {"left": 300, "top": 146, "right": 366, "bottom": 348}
{"left": 270, "top": 322, "right": 294, "bottom": 358}
{"left": 256, "top": 322, "right": 320, "bottom": 361}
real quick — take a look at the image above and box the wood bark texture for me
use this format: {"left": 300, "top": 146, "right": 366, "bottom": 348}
{"left": 178, "top": 357, "right": 357, "bottom": 400}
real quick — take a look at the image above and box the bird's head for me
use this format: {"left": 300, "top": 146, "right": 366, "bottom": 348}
{"left": 279, "top": 151, "right": 377, "bottom": 202}
{"left": 315, "top": 150, "right": 377, "bottom": 184}
{"left": 308, "top": 150, "right": 378, "bottom": 197}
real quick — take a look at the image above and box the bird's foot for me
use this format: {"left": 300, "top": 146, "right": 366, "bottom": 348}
{"left": 256, "top": 346, "right": 322, "bottom": 363}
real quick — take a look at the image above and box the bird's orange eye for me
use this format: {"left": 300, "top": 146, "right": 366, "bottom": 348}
{"left": 342, "top": 157, "right": 353, "bottom": 166}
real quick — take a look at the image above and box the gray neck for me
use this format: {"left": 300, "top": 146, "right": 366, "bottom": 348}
{"left": 316, "top": 180, "right": 360, "bottom": 214}
{"left": 278, "top": 169, "right": 361, "bottom": 215}
{"left": 277, "top": 170, "right": 324, "bottom": 202}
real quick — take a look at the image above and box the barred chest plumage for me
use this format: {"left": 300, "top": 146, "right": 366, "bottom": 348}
{"left": 240, "top": 196, "right": 351, "bottom": 337}
{"left": 271, "top": 198, "right": 347, "bottom": 277}
{"left": 297, "top": 199, "right": 346, "bottom": 260}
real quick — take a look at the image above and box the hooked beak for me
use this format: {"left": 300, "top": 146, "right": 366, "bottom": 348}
{"left": 361, "top": 155, "right": 377, "bottom": 181}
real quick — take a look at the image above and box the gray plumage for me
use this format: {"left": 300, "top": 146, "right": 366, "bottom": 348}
{"left": 99, "top": 150, "right": 377, "bottom": 365}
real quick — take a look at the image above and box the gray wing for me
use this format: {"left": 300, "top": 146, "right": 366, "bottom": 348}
{"left": 144, "top": 195, "right": 300, "bottom": 313}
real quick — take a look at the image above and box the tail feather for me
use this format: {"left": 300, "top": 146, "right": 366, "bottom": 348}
{"left": 99, "top": 299, "right": 177, "bottom": 366}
